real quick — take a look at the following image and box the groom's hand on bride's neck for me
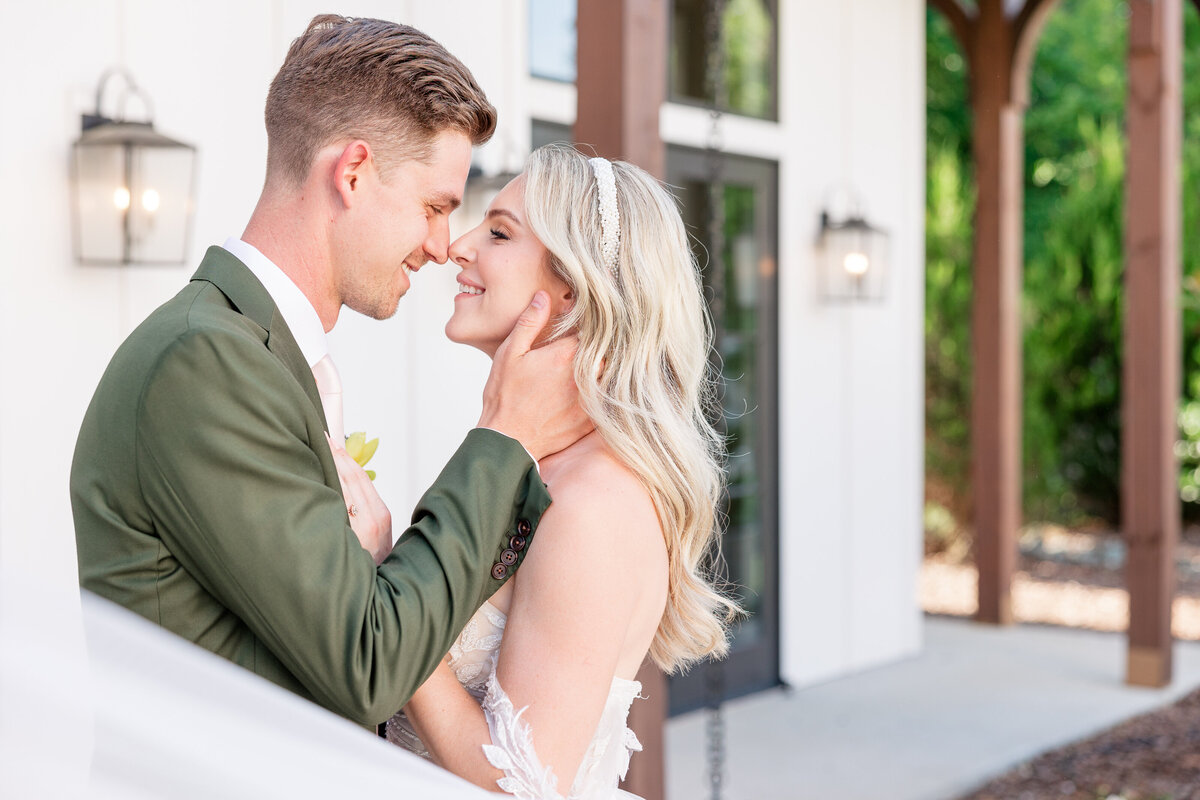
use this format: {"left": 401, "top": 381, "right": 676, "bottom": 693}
{"left": 478, "top": 291, "right": 593, "bottom": 462}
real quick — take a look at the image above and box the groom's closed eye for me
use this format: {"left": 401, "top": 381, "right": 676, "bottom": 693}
{"left": 425, "top": 191, "right": 462, "bottom": 216}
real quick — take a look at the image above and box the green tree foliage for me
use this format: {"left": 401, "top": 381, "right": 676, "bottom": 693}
{"left": 926, "top": 0, "right": 1200, "bottom": 527}
{"left": 925, "top": 10, "right": 974, "bottom": 517}
{"left": 925, "top": 144, "right": 975, "bottom": 513}
{"left": 1023, "top": 116, "right": 1125, "bottom": 523}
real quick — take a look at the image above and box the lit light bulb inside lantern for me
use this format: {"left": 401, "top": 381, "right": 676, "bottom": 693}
{"left": 141, "top": 188, "right": 161, "bottom": 213}
{"left": 113, "top": 187, "right": 131, "bottom": 211}
{"left": 843, "top": 251, "right": 870, "bottom": 277}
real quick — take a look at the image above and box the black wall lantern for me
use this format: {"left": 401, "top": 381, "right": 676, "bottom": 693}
{"left": 817, "top": 208, "right": 889, "bottom": 303}
{"left": 71, "top": 69, "right": 197, "bottom": 265}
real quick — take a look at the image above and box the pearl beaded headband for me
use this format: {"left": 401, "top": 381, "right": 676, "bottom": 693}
{"left": 589, "top": 157, "right": 620, "bottom": 277}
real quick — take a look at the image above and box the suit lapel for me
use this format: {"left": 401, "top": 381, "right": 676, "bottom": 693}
{"left": 190, "top": 247, "right": 325, "bottom": 422}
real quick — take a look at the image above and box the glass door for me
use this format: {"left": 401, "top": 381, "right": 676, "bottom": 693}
{"left": 667, "top": 147, "right": 780, "bottom": 714}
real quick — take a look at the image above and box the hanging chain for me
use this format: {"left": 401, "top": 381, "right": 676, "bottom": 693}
{"left": 705, "top": 0, "right": 729, "bottom": 356}
{"left": 705, "top": 659, "right": 728, "bottom": 800}
{"left": 703, "top": 2, "right": 730, "bottom": 800}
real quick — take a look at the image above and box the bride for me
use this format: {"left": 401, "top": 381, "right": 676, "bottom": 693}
{"left": 335, "top": 143, "right": 738, "bottom": 799}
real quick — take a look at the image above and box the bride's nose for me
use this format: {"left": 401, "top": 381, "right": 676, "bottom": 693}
{"left": 447, "top": 231, "right": 473, "bottom": 267}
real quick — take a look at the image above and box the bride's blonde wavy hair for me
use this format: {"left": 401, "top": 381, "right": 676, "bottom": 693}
{"left": 522, "top": 144, "right": 740, "bottom": 673}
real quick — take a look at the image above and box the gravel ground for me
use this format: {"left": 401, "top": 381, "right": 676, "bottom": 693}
{"left": 921, "top": 528, "right": 1200, "bottom": 640}
{"left": 922, "top": 527, "right": 1200, "bottom": 799}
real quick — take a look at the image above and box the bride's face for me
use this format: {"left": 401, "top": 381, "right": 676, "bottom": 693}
{"left": 445, "top": 176, "right": 573, "bottom": 357}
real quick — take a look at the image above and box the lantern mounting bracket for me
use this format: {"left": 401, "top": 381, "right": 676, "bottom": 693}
{"left": 82, "top": 67, "right": 155, "bottom": 131}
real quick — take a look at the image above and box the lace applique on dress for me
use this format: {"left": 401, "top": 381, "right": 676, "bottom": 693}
{"left": 480, "top": 671, "right": 563, "bottom": 799}
{"left": 447, "top": 601, "right": 507, "bottom": 692}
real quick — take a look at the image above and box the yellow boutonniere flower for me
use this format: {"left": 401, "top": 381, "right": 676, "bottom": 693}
{"left": 345, "top": 431, "right": 379, "bottom": 480}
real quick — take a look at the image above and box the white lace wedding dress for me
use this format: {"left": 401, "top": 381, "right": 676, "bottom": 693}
{"left": 387, "top": 600, "right": 644, "bottom": 800}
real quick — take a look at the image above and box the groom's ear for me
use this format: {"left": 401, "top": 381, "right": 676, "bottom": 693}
{"left": 333, "top": 140, "right": 373, "bottom": 207}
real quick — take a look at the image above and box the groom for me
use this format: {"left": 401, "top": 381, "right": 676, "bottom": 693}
{"left": 70, "top": 15, "right": 586, "bottom": 728}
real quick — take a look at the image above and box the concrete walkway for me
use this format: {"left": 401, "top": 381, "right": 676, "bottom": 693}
{"left": 666, "top": 616, "right": 1200, "bottom": 800}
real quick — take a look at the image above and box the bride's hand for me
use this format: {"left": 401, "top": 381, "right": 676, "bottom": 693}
{"left": 327, "top": 434, "right": 393, "bottom": 565}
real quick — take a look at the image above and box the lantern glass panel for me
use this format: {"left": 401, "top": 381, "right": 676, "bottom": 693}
{"left": 72, "top": 142, "right": 127, "bottom": 263}
{"left": 819, "top": 220, "right": 889, "bottom": 302}
{"left": 126, "top": 145, "right": 195, "bottom": 264}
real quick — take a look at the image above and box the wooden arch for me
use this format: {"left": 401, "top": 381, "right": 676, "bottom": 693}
{"left": 929, "top": 0, "right": 1189, "bottom": 687}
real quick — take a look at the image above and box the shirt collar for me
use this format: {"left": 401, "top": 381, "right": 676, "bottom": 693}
{"left": 222, "top": 237, "right": 328, "bottom": 368}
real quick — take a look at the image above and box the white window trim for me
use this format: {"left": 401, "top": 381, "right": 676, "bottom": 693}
{"left": 526, "top": 79, "right": 784, "bottom": 163}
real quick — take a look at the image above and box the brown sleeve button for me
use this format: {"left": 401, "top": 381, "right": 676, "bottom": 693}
{"left": 500, "top": 548, "right": 519, "bottom": 566}
{"left": 509, "top": 535, "right": 527, "bottom": 552}
{"left": 516, "top": 518, "right": 532, "bottom": 536}
{"left": 491, "top": 563, "right": 508, "bottom": 580}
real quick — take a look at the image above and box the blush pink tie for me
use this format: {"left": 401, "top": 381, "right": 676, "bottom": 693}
{"left": 311, "top": 354, "right": 344, "bottom": 443}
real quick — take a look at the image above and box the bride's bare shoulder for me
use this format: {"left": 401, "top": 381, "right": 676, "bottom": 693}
{"left": 537, "top": 434, "right": 664, "bottom": 560}
{"left": 543, "top": 436, "right": 650, "bottom": 512}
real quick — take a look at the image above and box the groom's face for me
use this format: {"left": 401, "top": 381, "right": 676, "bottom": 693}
{"left": 337, "top": 129, "right": 473, "bottom": 320}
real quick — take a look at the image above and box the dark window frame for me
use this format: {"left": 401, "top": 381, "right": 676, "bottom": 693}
{"left": 665, "top": 144, "right": 780, "bottom": 715}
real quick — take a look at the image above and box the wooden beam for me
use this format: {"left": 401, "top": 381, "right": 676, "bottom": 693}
{"left": 1010, "top": 0, "right": 1062, "bottom": 106}
{"left": 1011, "top": 0, "right": 1059, "bottom": 46}
{"left": 1123, "top": 0, "right": 1182, "bottom": 688}
{"left": 576, "top": 3, "right": 669, "bottom": 795}
{"left": 928, "top": 0, "right": 975, "bottom": 56}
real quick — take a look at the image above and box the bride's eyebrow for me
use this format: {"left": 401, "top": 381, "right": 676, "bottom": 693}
{"left": 486, "top": 208, "right": 523, "bottom": 227}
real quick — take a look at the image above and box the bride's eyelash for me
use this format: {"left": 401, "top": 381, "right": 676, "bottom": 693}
{"left": 489, "top": 228, "right": 509, "bottom": 241}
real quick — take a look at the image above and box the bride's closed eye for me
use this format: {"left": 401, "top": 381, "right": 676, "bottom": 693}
{"left": 489, "top": 228, "right": 510, "bottom": 242}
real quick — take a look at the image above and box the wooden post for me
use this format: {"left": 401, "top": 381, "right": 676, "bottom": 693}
{"left": 1123, "top": 0, "right": 1182, "bottom": 688}
{"left": 967, "top": 0, "right": 1021, "bottom": 625}
{"left": 576, "top": 2, "right": 669, "bottom": 797}
{"left": 575, "top": 0, "right": 667, "bottom": 177}
{"left": 930, "top": 0, "right": 1056, "bottom": 626}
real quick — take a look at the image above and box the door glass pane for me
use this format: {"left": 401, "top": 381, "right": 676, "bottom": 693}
{"left": 685, "top": 181, "right": 764, "bottom": 636}
{"left": 671, "top": 0, "right": 777, "bottom": 119}
{"left": 668, "top": 150, "right": 778, "bottom": 713}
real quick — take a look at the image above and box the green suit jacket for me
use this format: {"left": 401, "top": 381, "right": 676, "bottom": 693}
{"left": 71, "top": 246, "right": 551, "bottom": 726}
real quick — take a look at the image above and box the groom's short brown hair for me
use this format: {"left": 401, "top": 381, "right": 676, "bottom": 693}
{"left": 264, "top": 14, "right": 496, "bottom": 186}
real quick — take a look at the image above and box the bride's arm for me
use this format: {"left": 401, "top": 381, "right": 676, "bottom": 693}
{"left": 403, "top": 660, "right": 504, "bottom": 788}
{"left": 402, "top": 461, "right": 658, "bottom": 795}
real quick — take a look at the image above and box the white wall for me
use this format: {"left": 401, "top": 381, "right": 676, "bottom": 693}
{"left": 776, "top": 0, "right": 927, "bottom": 686}
{"left": 0, "top": 0, "right": 925, "bottom": 697}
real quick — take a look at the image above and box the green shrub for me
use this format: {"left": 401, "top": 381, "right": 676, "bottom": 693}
{"left": 925, "top": 2, "right": 1200, "bottom": 529}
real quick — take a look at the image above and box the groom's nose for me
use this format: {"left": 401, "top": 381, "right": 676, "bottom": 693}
{"left": 423, "top": 215, "right": 451, "bottom": 264}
